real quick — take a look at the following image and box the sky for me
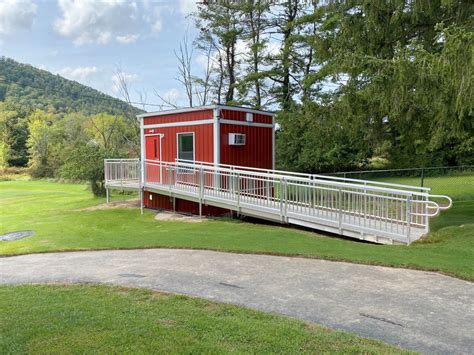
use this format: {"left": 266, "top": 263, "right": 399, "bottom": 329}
{"left": 0, "top": 0, "right": 203, "bottom": 110}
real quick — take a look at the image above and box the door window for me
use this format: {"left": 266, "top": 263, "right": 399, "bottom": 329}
{"left": 153, "top": 139, "right": 158, "bottom": 159}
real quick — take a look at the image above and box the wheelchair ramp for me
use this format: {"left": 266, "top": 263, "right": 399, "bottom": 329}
{"left": 105, "top": 159, "right": 452, "bottom": 245}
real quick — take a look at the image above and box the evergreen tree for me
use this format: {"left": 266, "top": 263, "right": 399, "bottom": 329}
{"left": 195, "top": 2, "right": 243, "bottom": 104}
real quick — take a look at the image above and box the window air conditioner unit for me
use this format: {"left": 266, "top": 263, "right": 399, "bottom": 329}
{"left": 229, "top": 133, "right": 246, "bottom": 146}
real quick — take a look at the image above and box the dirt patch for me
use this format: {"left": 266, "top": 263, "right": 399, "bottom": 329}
{"left": 154, "top": 211, "right": 204, "bottom": 223}
{"left": 78, "top": 200, "right": 139, "bottom": 211}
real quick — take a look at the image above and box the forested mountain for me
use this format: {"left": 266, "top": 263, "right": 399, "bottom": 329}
{"left": 0, "top": 58, "right": 141, "bottom": 172}
{"left": 0, "top": 57, "right": 141, "bottom": 116}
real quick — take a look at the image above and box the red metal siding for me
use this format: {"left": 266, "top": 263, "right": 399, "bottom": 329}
{"left": 143, "top": 109, "right": 213, "bottom": 125}
{"left": 220, "top": 109, "right": 273, "bottom": 124}
{"left": 142, "top": 106, "right": 274, "bottom": 216}
{"left": 145, "top": 124, "right": 214, "bottom": 163}
{"left": 144, "top": 191, "right": 228, "bottom": 216}
{"left": 176, "top": 198, "right": 229, "bottom": 216}
{"left": 144, "top": 191, "right": 173, "bottom": 209}
{"left": 220, "top": 124, "right": 273, "bottom": 169}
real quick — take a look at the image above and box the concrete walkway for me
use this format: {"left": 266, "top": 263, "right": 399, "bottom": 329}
{"left": 0, "top": 249, "right": 472, "bottom": 354}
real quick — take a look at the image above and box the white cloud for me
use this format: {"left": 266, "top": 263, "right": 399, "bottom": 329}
{"left": 142, "top": 4, "right": 162, "bottom": 34}
{"left": 196, "top": 52, "right": 222, "bottom": 73}
{"left": 111, "top": 72, "right": 138, "bottom": 93}
{"left": 178, "top": 0, "right": 197, "bottom": 16}
{"left": 235, "top": 39, "right": 250, "bottom": 56}
{"left": 155, "top": 88, "right": 188, "bottom": 107}
{"left": 57, "top": 66, "right": 98, "bottom": 81}
{"left": 54, "top": 0, "right": 160, "bottom": 45}
{"left": 151, "top": 18, "right": 162, "bottom": 33}
{"left": 265, "top": 41, "right": 281, "bottom": 56}
{"left": 112, "top": 72, "right": 138, "bottom": 83}
{"left": 196, "top": 54, "right": 209, "bottom": 70}
{"left": 116, "top": 34, "right": 139, "bottom": 44}
{"left": 0, "top": 0, "right": 37, "bottom": 36}
{"left": 163, "top": 88, "right": 180, "bottom": 102}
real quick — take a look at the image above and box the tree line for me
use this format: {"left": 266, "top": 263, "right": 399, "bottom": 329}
{"left": 176, "top": 0, "right": 472, "bottom": 172}
{"left": 0, "top": 58, "right": 141, "bottom": 194}
{"left": 0, "top": 104, "right": 137, "bottom": 195}
{"left": 1, "top": 1, "right": 472, "bottom": 196}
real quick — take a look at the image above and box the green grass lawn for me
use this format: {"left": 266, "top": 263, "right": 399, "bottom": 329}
{"left": 0, "top": 284, "right": 408, "bottom": 354}
{"left": 1, "top": 179, "right": 473, "bottom": 280}
{"left": 375, "top": 174, "right": 474, "bottom": 201}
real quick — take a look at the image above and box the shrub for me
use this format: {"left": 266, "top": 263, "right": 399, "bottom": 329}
{"left": 61, "top": 143, "right": 107, "bottom": 196}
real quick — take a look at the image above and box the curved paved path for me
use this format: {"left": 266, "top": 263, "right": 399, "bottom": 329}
{"left": 0, "top": 249, "right": 472, "bottom": 354}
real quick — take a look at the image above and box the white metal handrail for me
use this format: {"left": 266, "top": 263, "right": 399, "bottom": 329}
{"left": 171, "top": 159, "right": 430, "bottom": 197}
{"left": 412, "top": 200, "right": 440, "bottom": 217}
{"left": 104, "top": 159, "right": 140, "bottom": 187}
{"left": 104, "top": 158, "right": 452, "bottom": 244}
{"left": 175, "top": 158, "right": 432, "bottom": 193}
{"left": 426, "top": 194, "right": 453, "bottom": 210}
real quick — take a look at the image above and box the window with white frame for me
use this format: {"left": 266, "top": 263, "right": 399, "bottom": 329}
{"left": 178, "top": 133, "right": 194, "bottom": 161}
{"left": 229, "top": 133, "right": 246, "bottom": 145}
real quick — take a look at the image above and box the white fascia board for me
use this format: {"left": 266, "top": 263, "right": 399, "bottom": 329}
{"left": 215, "top": 105, "right": 276, "bottom": 117}
{"left": 136, "top": 105, "right": 276, "bottom": 119}
{"left": 144, "top": 119, "right": 214, "bottom": 129}
{"left": 137, "top": 106, "right": 216, "bottom": 119}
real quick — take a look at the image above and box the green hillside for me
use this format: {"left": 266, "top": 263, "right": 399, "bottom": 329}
{"left": 0, "top": 57, "right": 143, "bottom": 168}
{"left": 0, "top": 57, "right": 142, "bottom": 116}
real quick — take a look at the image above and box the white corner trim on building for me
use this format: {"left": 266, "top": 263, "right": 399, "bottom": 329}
{"left": 213, "top": 108, "right": 220, "bottom": 166}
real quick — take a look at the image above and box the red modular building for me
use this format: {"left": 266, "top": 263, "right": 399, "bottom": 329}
{"left": 139, "top": 105, "right": 275, "bottom": 215}
{"left": 105, "top": 105, "right": 448, "bottom": 245}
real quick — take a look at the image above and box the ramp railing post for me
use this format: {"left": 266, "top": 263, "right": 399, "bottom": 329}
{"left": 280, "top": 178, "right": 287, "bottom": 223}
{"left": 168, "top": 167, "right": 172, "bottom": 192}
{"left": 363, "top": 182, "right": 367, "bottom": 228}
{"left": 338, "top": 187, "right": 342, "bottom": 233}
{"left": 424, "top": 193, "right": 429, "bottom": 233}
{"left": 199, "top": 167, "right": 204, "bottom": 217}
{"left": 266, "top": 178, "right": 270, "bottom": 201}
{"left": 236, "top": 173, "right": 240, "bottom": 216}
{"left": 140, "top": 187, "right": 144, "bottom": 215}
{"left": 120, "top": 161, "right": 123, "bottom": 190}
{"left": 104, "top": 160, "right": 108, "bottom": 185}
{"left": 139, "top": 162, "right": 144, "bottom": 215}
{"left": 406, "top": 196, "right": 412, "bottom": 244}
